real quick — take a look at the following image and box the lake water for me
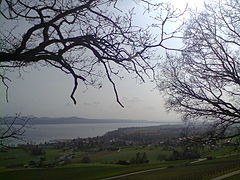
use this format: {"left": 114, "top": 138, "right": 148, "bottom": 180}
{"left": 13, "top": 123, "right": 166, "bottom": 144}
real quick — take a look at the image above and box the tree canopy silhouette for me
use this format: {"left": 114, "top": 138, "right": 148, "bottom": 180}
{"left": 158, "top": 0, "right": 240, "bottom": 141}
{"left": 0, "top": 0, "right": 183, "bottom": 107}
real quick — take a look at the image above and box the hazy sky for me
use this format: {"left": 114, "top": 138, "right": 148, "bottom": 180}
{"left": 0, "top": 0, "right": 203, "bottom": 121}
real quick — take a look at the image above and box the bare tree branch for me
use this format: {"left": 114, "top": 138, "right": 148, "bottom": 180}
{"left": 0, "top": 113, "right": 30, "bottom": 147}
{"left": 0, "top": 0, "right": 184, "bottom": 106}
{"left": 158, "top": 0, "right": 240, "bottom": 141}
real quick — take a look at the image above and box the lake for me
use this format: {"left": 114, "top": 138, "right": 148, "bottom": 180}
{"left": 12, "top": 122, "right": 168, "bottom": 144}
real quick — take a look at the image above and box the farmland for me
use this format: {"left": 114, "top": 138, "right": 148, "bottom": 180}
{"left": 1, "top": 145, "right": 240, "bottom": 180}
{"left": 1, "top": 125, "right": 240, "bottom": 180}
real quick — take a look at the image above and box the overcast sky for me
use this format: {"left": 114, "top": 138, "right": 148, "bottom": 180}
{"left": 0, "top": 0, "right": 203, "bottom": 121}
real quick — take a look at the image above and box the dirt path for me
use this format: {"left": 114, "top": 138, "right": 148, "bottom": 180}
{"left": 210, "top": 170, "right": 240, "bottom": 180}
{"left": 190, "top": 158, "right": 207, "bottom": 164}
{"left": 100, "top": 167, "right": 167, "bottom": 180}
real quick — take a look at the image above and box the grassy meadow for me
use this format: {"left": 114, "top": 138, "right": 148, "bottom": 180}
{"left": 225, "top": 174, "right": 240, "bottom": 180}
{"left": 0, "top": 145, "right": 240, "bottom": 180}
{"left": 112, "top": 155, "right": 240, "bottom": 180}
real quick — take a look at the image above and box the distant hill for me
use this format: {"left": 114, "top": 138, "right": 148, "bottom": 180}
{"left": 2, "top": 116, "right": 164, "bottom": 125}
{"left": 102, "top": 124, "right": 197, "bottom": 144}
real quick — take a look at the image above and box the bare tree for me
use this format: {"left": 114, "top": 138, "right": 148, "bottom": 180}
{"left": 0, "top": 0, "right": 183, "bottom": 107}
{"left": 0, "top": 114, "right": 29, "bottom": 147}
{"left": 158, "top": 0, "right": 240, "bottom": 141}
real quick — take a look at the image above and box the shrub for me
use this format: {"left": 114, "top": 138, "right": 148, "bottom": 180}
{"left": 116, "top": 160, "right": 130, "bottom": 165}
{"left": 30, "top": 146, "right": 45, "bottom": 156}
{"left": 130, "top": 152, "right": 149, "bottom": 164}
{"left": 28, "top": 160, "right": 36, "bottom": 166}
{"left": 81, "top": 156, "right": 91, "bottom": 163}
{"left": 207, "top": 156, "right": 215, "bottom": 160}
{"left": 167, "top": 149, "right": 200, "bottom": 161}
{"left": 5, "top": 163, "right": 24, "bottom": 168}
{"left": 40, "top": 157, "right": 46, "bottom": 162}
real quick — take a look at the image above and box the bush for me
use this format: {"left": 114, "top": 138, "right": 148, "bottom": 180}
{"left": 28, "top": 160, "right": 36, "bottom": 166}
{"left": 207, "top": 156, "right": 215, "bottom": 160}
{"left": 130, "top": 152, "right": 149, "bottom": 164}
{"left": 40, "top": 157, "right": 46, "bottom": 162}
{"left": 184, "top": 149, "right": 201, "bottom": 159}
{"left": 81, "top": 156, "right": 91, "bottom": 163}
{"left": 30, "top": 146, "right": 45, "bottom": 156}
{"left": 116, "top": 160, "right": 130, "bottom": 165}
{"left": 0, "top": 148, "right": 7, "bottom": 152}
{"left": 5, "top": 163, "right": 24, "bottom": 168}
{"left": 167, "top": 149, "right": 200, "bottom": 161}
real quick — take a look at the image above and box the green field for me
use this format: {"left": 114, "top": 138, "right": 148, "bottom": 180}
{"left": 225, "top": 173, "right": 240, "bottom": 180}
{"left": 1, "top": 155, "right": 240, "bottom": 180}
{"left": 0, "top": 146, "right": 240, "bottom": 180}
{"left": 0, "top": 163, "right": 168, "bottom": 180}
{"left": 0, "top": 148, "right": 66, "bottom": 170}
{"left": 71, "top": 146, "right": 171, "bottom": 164}
{"left": 113, "top": 155, "right": 240, "bottom": 180}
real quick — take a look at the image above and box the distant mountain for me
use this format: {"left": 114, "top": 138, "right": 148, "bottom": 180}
{"left": 2, "top": 116, "right": 162, "bottom": 125}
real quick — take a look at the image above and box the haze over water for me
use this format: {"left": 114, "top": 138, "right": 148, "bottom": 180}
{"left": 13, "top": 122, "right": 174, "bottom": 145}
